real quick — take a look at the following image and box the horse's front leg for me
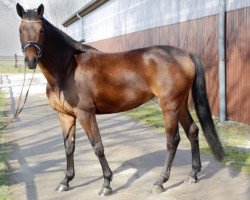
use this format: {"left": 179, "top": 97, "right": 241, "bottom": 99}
{"left": 76, "top": 109, "right": 113, "bottom": 196}
{"left": 56, "top": 112, "right": 76, "bottom": 192}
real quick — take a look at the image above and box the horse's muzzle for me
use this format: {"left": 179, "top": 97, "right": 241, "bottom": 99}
{"left": 25, "top": 56, "right": 38, "bottom": 69}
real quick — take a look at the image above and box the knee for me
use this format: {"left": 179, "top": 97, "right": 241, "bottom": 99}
{"left": 93, "top": 143, "right": 104, "bottom": 157}
{"left": 174, "top": 133, "right": 181, "bottom": 145}
{"left": 65, "top": 145, "right": 75, "bottom": 156}
{"left": 167, "top": 134, "right": 180, "bottom": 150}
{"left": 188, "top": 123, "right": 199, "bottom": 141}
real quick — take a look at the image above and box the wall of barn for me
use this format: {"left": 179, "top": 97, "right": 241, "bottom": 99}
{"left": 65, "top": 0, "right": 250, "bottom": 124}
{"left": 226, "top": 6, "right": 250, "bottom": 124}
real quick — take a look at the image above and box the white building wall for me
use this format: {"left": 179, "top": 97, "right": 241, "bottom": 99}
{"left": 66, "top": 0, "right": 250, "bottom": 42}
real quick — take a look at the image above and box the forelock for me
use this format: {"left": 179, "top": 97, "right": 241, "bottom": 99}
{"left": 24, "top": 9, "right": 39, "bottom": 20}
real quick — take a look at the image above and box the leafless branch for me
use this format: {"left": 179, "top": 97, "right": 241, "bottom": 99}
{"left": 0, "top": 0, "right": 17, "bottom": 16}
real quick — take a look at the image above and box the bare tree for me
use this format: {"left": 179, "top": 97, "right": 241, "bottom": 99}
{"left": 0, "top": 0, "right": 85, "bottom": 25}
{"left": 0, "top": 0, "right": 17, "bottom": 16}
{"left": 0, "top": 0, "right": 15, "bottom": 8}
{"left": 45, "top": 0, "right": 87, "bottom": 28}
{"left": 0, "top": 0, "right": 38, "bottom": 17}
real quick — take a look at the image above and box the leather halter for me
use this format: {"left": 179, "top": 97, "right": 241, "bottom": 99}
{"left": 21, "top": 20, "right": 43, "bottom": 59}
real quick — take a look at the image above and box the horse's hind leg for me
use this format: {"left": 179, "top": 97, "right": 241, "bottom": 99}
{"left": 152, "top": 98, "right": 180, "bottom": 194}
{"left": 179, "top": 104, "right": 201, "bottom": 183}
{"left": 56, "top": 113, "right": 76, "bottom": 191}
{"left": 76, "top": 109, "right": 113, "bottom": 196}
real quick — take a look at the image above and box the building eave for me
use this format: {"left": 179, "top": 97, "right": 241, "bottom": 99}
{"left": 62, "top": 0, "right": 108, "bottom": 27}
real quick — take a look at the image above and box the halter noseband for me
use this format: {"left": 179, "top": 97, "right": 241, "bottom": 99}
{"left": 21, "top": 20, "right": 43, "bottom": 59}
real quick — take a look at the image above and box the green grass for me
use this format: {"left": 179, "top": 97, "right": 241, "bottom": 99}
{"left": 0, "top": 92, "right": 11, "bottom": 200}
{"left": 0, "top": 66, "right": 41, "bottom": 74}
{"left": 127, "top": 99, "right": 250, "bottom": 175}
{"left": 0, "top": 66, "right": 25, "bottom": 74}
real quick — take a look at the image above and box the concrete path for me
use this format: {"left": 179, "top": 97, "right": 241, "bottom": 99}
{"left": 1, "top": 74, "right": 250, "bottom": 200}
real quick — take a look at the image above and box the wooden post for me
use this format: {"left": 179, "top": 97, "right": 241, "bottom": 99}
{"left": 218, "top": 0, "right": 226, "bottom": 122}
{"left": 15, "top": 54, "right": 17, "bottom": 68}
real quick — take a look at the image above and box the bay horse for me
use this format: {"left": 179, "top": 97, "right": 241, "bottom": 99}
{"left": 16, "top": 3, "right": 224, "bottom": 196}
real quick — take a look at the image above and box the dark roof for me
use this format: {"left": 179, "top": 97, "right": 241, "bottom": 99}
{"left": 62, "top": 0, "right": 108, "bottom": 27}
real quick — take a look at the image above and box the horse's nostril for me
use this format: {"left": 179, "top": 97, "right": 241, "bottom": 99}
{"left": 24, "top": 57, "right": 38, "bottom": 68}
{"left": 32, "top": 57, "right": 36, "bottom": 64}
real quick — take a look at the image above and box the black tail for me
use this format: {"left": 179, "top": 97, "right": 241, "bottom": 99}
{"left": 190, "top": 53, "right": 225, "bottom": 161}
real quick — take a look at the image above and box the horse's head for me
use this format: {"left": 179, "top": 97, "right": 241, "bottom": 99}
{"left": 16, "top": 3, "right": 44, "bottom": 69}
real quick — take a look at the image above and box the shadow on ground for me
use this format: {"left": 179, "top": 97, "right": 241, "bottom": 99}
{"left": 4, "top": 93, "right": 246, "bottom": 200}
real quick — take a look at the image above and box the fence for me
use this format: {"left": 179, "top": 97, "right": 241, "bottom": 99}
{"left": 0, "top": 55, "right": 25, "bottom": 68}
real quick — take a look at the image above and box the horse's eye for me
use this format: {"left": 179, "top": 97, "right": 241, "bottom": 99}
{"left": 19, "top": 30, "right": 22, "bottom": 34}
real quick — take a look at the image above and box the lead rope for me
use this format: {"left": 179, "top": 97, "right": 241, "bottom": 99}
{"left": 0, "top": 64, "right": 36, "bottom": 130}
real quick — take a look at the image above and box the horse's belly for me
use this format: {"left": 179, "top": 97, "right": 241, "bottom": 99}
{"left": 94, "top": 89, "right": 154, "bottom": 114}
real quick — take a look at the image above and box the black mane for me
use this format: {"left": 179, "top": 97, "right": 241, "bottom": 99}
{"left": 41, "top": 18, "right": 98, "bottom": 54}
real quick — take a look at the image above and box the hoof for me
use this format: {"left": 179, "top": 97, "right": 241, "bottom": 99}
{"left": 185, "top": 175, "right": 197, "bottom": 184}
{"left": 55, "top": 183, "right": 69, "bottom": 192}
{"left": 152, "top": 184, "right": 165, "bottom": 194}
{"left": 98, "top": 186, "right": 112, "bottom": 196}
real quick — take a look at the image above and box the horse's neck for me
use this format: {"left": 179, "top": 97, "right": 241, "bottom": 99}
{"left": 39, "top": 20, "right": 76, "bottom": 87}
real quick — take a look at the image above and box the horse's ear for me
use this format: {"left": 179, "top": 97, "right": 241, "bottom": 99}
{"left": 16, "top": 3, "right": 25, "bottom": 18}
{"left": 37, "top": 4, "right": 44, "bottom": 17}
